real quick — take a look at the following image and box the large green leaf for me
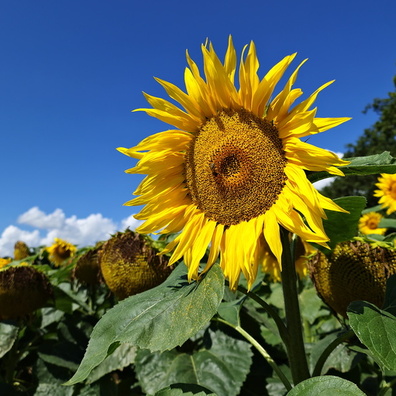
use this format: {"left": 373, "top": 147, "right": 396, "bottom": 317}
{"left": 86, "top": 343, "right": 136, "bottom": 384}
{"left": 308, "top": 151, "right": 396, "bottom": 184}
{"left": 322, "top": 196, "right": 367, "bottom": 250}
{"left": 286, "top": 375, "right": 366, "bottom": 395}
{"left": 135, "top": 329, "right": 252, "bottom": 396}
{"left": 348, "top": 301, "right": 396, "bottom": 371}
{"left": 155, "top": 384, "right": 216, "bottom": 396}
{"left": 383, "top": 274, "right": 396, "bottom": 316}
{"left": 66, "top": 264, "right": 224, "bottom": 385}
{"left": 0, "top": 322, "right": 19, "bottom": 359}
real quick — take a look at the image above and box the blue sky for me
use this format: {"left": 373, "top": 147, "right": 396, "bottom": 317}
{"left": 0, "top": 0, "right": 395, "bottom": 255}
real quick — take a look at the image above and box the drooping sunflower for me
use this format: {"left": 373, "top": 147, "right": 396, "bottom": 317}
{"left": 119, "top": 37, "right": 350, "bottom": 290}
{"left": 0, "top": 263, "right": 53, "bottom": 320}
{"left": 374, "top": 173, "right": 396, "bottom": 215}
{"left": 14, "top": 241, "right": 31, "bottom": 261}
{"left": 358, "top": 212, "right": 387, "bottom": 235}
{"left": 46, "top": 238, "right": 77, "bottom": 267}
{"left": 99, "top": 230, "right": 172, "bottom": 300}
{"left": 309, "top": 239, "right": 396, "bottom": 317}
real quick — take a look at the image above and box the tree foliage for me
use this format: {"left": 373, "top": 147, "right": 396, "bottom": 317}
{"left": 321, "top": 75, "right": 396, "bottom": 206}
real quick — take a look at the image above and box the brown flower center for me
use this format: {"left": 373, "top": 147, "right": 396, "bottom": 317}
{"left": 184, "top": 109, "right": 288, "bottom": 225}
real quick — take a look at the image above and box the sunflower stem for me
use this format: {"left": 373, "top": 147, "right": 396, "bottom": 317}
{"left": 214, "top": 317, "right": 292, "bottom": 392}
{"left": 280, "top": 227, "right": 310, "bottom": 385}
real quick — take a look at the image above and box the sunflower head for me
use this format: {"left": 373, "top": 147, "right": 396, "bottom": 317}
{"left": 99, "top": 230, "right": 173, "bottom": 300}
{"left": 309, "top": 239, "right": 396, "bottom": 318}
{"left": 73, "top": 243, "right": 104, "bottom": 285}
{"left": 374, "top": 173, "right": 396, "bottom": 215}
{"left": 0, "top": 258, "right": 12, "bottom": 270}
{"left": 0, "top": 264, "right": 53, "bottom": 320}
{"left": 46, "top": 238, "right": 77, "bottom": 267}
{"left": 358, "top": 212, "right": 387, "bottom": 235}
{"left": 119, "top": 37, "right": 350, "bottom": 290}
{"left": 14, "top": 241, "right": 31, "bottom": 261}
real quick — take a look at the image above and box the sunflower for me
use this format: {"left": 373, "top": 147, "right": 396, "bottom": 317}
{"left": 99, "top": 230, "right": 172, "bottom": 299}
{"left": 374, "top": 173, "right": 396, "bottom": 215}
{"left": 0, "top": 264, "right": 53, "bottom": 320}
{"left": 309, "top": 239, "right": 396, "bottom": 317}
{"left": 119, "top": 37, "right": 350, "bottom": 290}
{"left": 14, "top": 241, "right": 30, "bottom": 261}
{"left": 358, "top": 212, "right": 387, "bottom": 235}
{"left": 0, "top": 258, "right": 11, "bottom": 270}
{"left": 46, "top": 238, "right": 77, "bottom": 267}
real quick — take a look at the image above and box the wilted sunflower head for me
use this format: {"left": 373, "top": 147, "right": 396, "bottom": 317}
{"left": 46, "top": 238, "right": 77, "bottom": 267}
{"left": 73, "top": 242, "right": 104, "bottom": 285}
{"left": 99, "top": 230, "right": 173, "bottom": 300}
{"left": 14, "top": 241, "right": 31, "bottom": 261}
{"left": 119, "top": 37, "right": 350, "bottom": 290}
{"left": 0, "top": 264, "right": 53, "bottom": 320}
{"left": 358, "top": 212, "right": 387, "bottom": 236}
{"left": 374, "top": 173, "right": 396, "bottom": 215}
{"left": 309, "top": 239, "right": 396, "bottom": 318}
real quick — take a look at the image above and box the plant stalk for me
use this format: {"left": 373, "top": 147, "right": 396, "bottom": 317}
{"left": 215, "top": 317, "right": 292, "bottom": 391}
{"left": 280, "top": 227, "right": 310, "bottom": 385}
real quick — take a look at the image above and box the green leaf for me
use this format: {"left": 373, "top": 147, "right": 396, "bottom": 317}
{"left": 299, "top": 287, "right": 325, "bottom": 325}
{"left": 383, "top": 274, "right": 396, "bottom": 316}
{"left": 216, "top": 298, "right": 244, "bottom": 327}
{"left": 286, "top": 375, "right": 366, "bottom": 395}
{"left": 38, "top": 341, "right": 84, "bottom": 371}
{"left": 308, "top": 151, "right": 396, "bottom": 183}
{"left": 86, "top": 343, "right": 136, "bottom": 384}
{"left": 35, "top": 358, "right": 75, "bottom": 396}
{"left": 348, "top": 301, "right": 396, "bottom": 371}
{"left": 322, "top": 196, "right": 367, "bottom": 250}
{"left": 40, "top": 307, "right": 65, "bottom": 329}
{"left": 379, "top": 219, "right": 396, "bottom": 229}
{"left": 136, "top": 329, "right": 252, "bottom": 396}
{"left": 66, "top": 264, "right": 224, "bottom": 385}
{"left": 0, "top": 322, "right": 19, "bottom": 358}
{"left": 362, "top": 204, "right": 383, "bottom": 214}
{"left": 155, "top": 384, "right": 216, "bottom": 396}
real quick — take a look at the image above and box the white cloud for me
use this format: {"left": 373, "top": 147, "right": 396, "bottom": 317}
{"left": 18, "top": 207, "right": 65, "bottom": 229}
{"left": 0, "top": 225, "right": 41, "bottom": 258}
{"left": 313, "top": 177, "right": 336, "bottom": 190}
{"left": 120, "top": 214, "right": 143, "bottom": 231}
{"left": 39, "top": 213, "right": 118, "bottom": 247}
{"left": 0, "top": 207, "right": 144, "bottom": 257}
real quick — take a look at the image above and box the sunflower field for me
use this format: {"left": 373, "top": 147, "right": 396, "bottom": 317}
{"left": 1, "top": 38, "right": 396, "bottom": 395}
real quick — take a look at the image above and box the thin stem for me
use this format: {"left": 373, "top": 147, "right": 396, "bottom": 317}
{"left": 215, "top": 317, "right": 292, "bottom": 392}
{"left": 280, "top": 227, "right": 310, "bottom": 385}
{"left": 237, "top": 285, "right": 289, "bottom": 346}
{"left": 312, "top": 329, "right": 355, "bottom": 377}
{"left": 378, "top": 377, "right": 396, "bottom": 396}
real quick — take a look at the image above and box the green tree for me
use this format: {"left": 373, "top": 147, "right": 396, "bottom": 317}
{"left": 321, "top": 75, "right": 396, "bottom": 207}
